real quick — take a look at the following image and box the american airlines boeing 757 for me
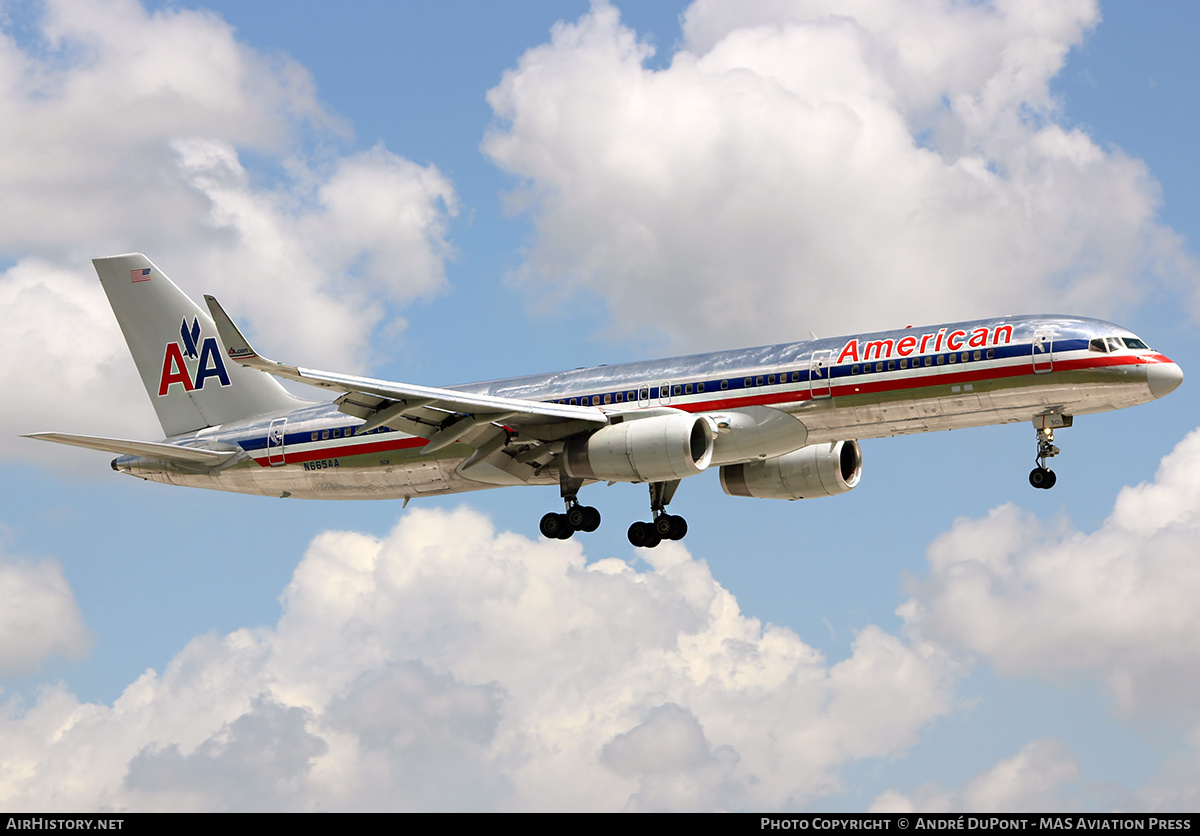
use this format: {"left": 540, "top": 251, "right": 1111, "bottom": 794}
{"left": 28, "top": 254, "right": 1183, "bottom": 548}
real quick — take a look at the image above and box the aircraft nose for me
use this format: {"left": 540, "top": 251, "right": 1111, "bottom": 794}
{"left": 1147, "top": 360, "right": 1184, "bottom": 399}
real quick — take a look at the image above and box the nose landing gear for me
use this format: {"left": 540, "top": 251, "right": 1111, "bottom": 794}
{"left": 1029, "top": 416, "right": 1068, "bottom": 490}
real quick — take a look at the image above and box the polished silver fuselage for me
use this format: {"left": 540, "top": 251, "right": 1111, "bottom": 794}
{"left": 115, "top": 314, "right": 1180, "bottom": 500}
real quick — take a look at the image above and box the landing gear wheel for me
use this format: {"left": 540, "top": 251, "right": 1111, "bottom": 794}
{"left": 567, "top": 505, "right": 602, "bottom": 532}
{"left": 667, "top": 515, "right": 687, "bottom": 540}
{"left": 581, "top": 506, "right": 602, "bottom": 532}
{"left": 627, "top": 521, "right": 660, "bottom": 548}
{"left": 654, "top": 515, "right": 674, "bottom": 538}
{"left": 653, "top": 514, "right": 688, "bottom": 541}
{"left": 1028, "top": 467, "right": 1057, "bottom": 490}
{"left": 540, "top": 512, "right": 574, "bottom": 539}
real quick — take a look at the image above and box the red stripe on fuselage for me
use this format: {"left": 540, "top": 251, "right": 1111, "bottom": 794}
{"left": 667, "top": 352, "right": 1151, "bottom": 414}
{"left": 251, "top": 434, "right": 428, "bottom": 466}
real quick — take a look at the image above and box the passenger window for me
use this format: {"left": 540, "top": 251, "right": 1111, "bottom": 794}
{"left": 311, "top": 432, "right": 318, "bottom": 441}
{"left": 615, "top": 392, "right": 623, "bottom": 403}
{"left": 949, "top": 354, "right": 957, "bottom": 364}
{"left": 697, "top": 382, "right": 705, "bottom": 393}
{"left": 673, "top": 385, "right": 682, "bottom": 396}
{"left": 570, "top": 398, "right": 578, "bottom": 405}
{"left": 852, "top": 365, "right": 860, "bottom": 374}
{"left": 720, "top": 380, "right": 729, "bottom": 390}
{"left": 756, "top": 376, "right": 764, "bottom": 386}
{"left": 987, "top": 349, "right": 994, "bottom": 360}
{"left": 639, "top": 389, "right": 649, "bottom": 401}
{"left": 875, "top": 362, "right": 883, "bottom": 372}
{"left": 768, "top": 375, "right": 776, "bottom": 385}
{"left": 887, "top": 360, "right": 895, "bottom": 371}
{"left": 973, "top": 351, "right": 981, "bottom": 361}
{"left": 961, "top": 352, "right": 969, "bottom": 363}
{"left": 792, "top": 371, "right": 800, "bottom": 382}
{"left": 684, "top": 384, "right": 693, "bottom": 394}
{"left": 604, "top": 394, "right": 612, "bottom": 404}
{"left": 322, "top": 430, "right": 329, "bottom": 440}
{"left": 744, "top": 378, "right": 752, "bottom": 387}
{"left": 925, "top": 357, "right": 933, "bottom": 367}
{"left": 936, "top": 355, "right": 945, "bottom": 366}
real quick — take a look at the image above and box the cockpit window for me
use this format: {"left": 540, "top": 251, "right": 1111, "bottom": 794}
{"left": 1089, "top": 338, "right": 1108, "bottom": 353}
{"left": 1105, "top": 337, "right": 1123, "bottom": 352}
{"left": 1122, "top": 337, "right": 1149, "bottom": 350}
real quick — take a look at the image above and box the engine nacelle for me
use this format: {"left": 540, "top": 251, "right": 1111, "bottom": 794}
{"left": 719, "top": 440, "right": 863, "bottom": 500}
{"left": 563, "top": 413, "right": 714, "bottom": 483}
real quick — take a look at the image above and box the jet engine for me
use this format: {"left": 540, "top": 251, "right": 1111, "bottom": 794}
{"left": 563, "top": 412, "right": 714, "bottom": 483}
{"left": 719, "top": 440, "right": 862, "bottom": 500}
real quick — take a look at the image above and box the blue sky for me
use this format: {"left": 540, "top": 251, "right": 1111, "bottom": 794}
{"left": 2, "top": 0, "right": 1199, "bottom": 812}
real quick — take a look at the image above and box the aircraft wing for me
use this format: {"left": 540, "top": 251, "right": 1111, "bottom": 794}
{"left": 204, "top": 296, "right": 609, "bottom": 453}
{"left": 24, "top": 432, "right": 238, "bottom": 464}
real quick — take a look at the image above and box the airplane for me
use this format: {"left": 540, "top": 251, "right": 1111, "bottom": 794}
{"left": 27, "top": 254, "right": 1183, "bottom": 548}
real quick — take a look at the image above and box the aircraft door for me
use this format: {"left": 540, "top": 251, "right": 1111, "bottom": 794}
{"left": 809, "top": 350, "right": 833, "bottom": 399}
{"left": 267, "top": 418, "right": 286, "bottom": 466}
{"left": 1032, "top": 329, "right": 1054, "bottom": 374}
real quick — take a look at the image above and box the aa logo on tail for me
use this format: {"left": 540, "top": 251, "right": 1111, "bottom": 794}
{"left": 158, "top": 317, "right": 231, "bottom": 396}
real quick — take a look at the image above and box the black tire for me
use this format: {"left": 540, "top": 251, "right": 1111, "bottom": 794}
{"left": 1044, "top": 469, "right": 1057, "bottom": 489}
{"left": 668, "top": 515, "right": 688, "bottom": 540}
{"left": 566, "top": 505, "right": 587, "bottom": 529}
{"left": 555, "top": 516, "right": 575, "bottom": 539}
{"left": 541, "top": 512, "right": 573, "bottom": 539}
{"left": 644, "top": 530, "right": 662, "bottom": 548}
{"left": 627, "top": 521, "right": 652, "bottom": 547}
{"left": 580, "top": 506, "right": 601, "bottom": 532}
{"left": 654, "top": 515, "right": 674, "bottom": 537}
{"left": 1029, "top": 467, "right": 1048, "bottom": 489}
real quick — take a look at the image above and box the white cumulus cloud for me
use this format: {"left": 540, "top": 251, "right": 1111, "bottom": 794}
{"left": 870, "top": 738, "right": 1083, "bottom": 813}
{"left": 484, "top": 0, "right": 1194, "bottom": 350}
{"left": 0, "top": 508, "right": 959, "bottom": 811}
{"left": 0, "top": 551, "right": 90, "bottom": 673}
{"left": 901, "top": 428, "right": 1200, "bottom": 720}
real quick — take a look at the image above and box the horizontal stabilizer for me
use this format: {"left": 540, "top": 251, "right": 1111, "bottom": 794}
{"left": 24, "top": 432, "right": 237, "bottom": 465}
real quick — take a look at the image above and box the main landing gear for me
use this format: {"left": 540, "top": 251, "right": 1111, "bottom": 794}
{"left": 538, "top": 475, "right": 689, "bottom": 547}
{"left": 626, "top": 480, "right": 687, "bottom": 549}
{"left": 540, "top": 475, "right": 601, "bottom": 540}
{"left": 1029, "top": 419, "right": 1064, "bottom": 490}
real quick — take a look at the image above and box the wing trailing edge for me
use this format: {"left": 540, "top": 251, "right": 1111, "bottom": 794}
{"left": 203, "top": 295, "right": 610, "bottom": 433}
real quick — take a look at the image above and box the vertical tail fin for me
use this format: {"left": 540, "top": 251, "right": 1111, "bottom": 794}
{"left": 93, "top": 254, "right": 308, "bottom": 437}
